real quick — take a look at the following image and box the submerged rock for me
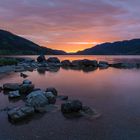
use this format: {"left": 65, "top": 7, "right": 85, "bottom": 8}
{"left": 58, "top": 95, "right": 68, "bottom": 101}
{"left": 46, "top": 87, "right": 58, "bottom": 96}
{"left": 80, "top": 106, "right": 101, "bottom": 119}
{"left": 3, "top": 83, "right": 20, "bottom": 91}
{"left": 37, "top": 55, "right": 46, "bottom": 63}
{"left": 61, "top": 100, "right": 83, "bottom": 113}
{"left": 19, "top": 84, "right": 34, "bottom": 94}
{"left": 26, "top": 90, "right": 49, "bottom": 112}
{"left": 8, "top": 106, "right": 34, "bottom": 122}
{"left": 111, "top": 63, "right": 137, "bottom": 69}
{"left": 8, "top": 90, "right": 20, "bottom": 99}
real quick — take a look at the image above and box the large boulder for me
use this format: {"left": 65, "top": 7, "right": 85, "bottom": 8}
{"left": 46, "top": 87, "right": 58, "bottom": 96}
{"left": 26, "top": 90, "right": 49, "bottom": 112}
{"left": 8, "top": 106, "right": 34, "bottom": 122}
{"left": 82, "top": 59, "right": 98, "bottom": 67}
{"left": 8, "top": 90, "right": 21, "bottom": 99}
{"left": 37, "top": 55, "right": 46, "bottom": 63}
{"left": 46, "top": 57, "right": 60, "bottom": 64}
{"left": 71, "top": 59, "right": 98, "bottom": 68}
{"left": 61, "top": 100, "right": 83, "bottom": 113}
{"left": 3, "top": 83, "right": 20, "bottom": 91}
{"left": 61, "top": 60, "right": 72, "bottom": 67}
{"left": 44, "top": 92, "right": 56, "bottom": 104}
{"left": 19, "top": 84, "right": 34, "bottom": 94}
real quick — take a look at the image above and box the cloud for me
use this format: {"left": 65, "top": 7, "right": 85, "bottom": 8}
{"left": 0, "top": 0, "right": 140, "bottom": 52}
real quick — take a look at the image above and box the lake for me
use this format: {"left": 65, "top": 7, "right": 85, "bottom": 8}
{"left": 0, "top": 55, "right": 140, "bottom": 140}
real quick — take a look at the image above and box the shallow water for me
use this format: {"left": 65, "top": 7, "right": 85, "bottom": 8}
{"left": 0, "top": 55, "right": 140, "bottom": 140}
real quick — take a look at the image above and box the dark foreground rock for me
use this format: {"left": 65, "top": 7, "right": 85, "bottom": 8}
{"left": 61, "top": 100, "right": 83, "bottom": 113}
{"left": 3, "top": 83, "right": 20, "bottom": 91}
{"left": 46, "top": 87, "right": 58, "bottom": 96}
{"left": 19, "top": 84, "right": 34, "bottom": 94}
{"left": 8, "top": 90, "right": 20, "bottom": 99}
{"left": 8, "top": 106, "right": 34, "bottom": 122}
{"left": 44, "top": 92, "right": 56, "bottom": 104}
{"left": 23, "top": 79, "right": 32, "bottom": 85}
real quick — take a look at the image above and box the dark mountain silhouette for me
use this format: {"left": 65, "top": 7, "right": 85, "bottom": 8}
{"left": 0, "top": 29, "right": 66, "bottom": 55}
{"left": 76, "top": 39, "right": 140, "bottom": 55}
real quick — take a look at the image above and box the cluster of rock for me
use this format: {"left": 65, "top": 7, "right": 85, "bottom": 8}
{"left": 1, "top": 80, "right": 98, "bottom": 123}
{"left": 3, "top": 55, "right": 140, "bottom": 75}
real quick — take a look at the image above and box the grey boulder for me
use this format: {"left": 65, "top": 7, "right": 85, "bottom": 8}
{"left": 26, "top": 90, "right": 49, "bottom": 112}
{"left": 8, "top": 106, "right": 34, "bottom": 122}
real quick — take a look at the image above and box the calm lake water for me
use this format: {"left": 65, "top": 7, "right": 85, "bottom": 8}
{"left": 0, "top": 55, "right": 140, "bottom": 140}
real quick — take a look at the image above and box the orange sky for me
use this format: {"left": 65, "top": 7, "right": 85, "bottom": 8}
{"left": 0, "top": 0, "right": 140, "bottom": 52}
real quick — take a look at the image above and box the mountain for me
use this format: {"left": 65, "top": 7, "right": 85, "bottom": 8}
{"left": 0, "top": 29, "right": 66, "bottom": 55}
{"left": 76, "top": 39, "right": 140, "bottom": 55}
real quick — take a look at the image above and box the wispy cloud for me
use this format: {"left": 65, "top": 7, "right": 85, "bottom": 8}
{"left": 0, "top": 0, "right": 140, "bottom": 52}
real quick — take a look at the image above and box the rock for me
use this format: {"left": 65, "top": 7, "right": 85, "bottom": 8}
{"left": 71, "top": 60, "right": 82, "bottom": 67}
{"left": 3, "top": 83, "right": 20, "bottom": 91}
{"left": 98, "top": 61, "right": 109, "bottom": 68}
{"left": 44, "top": 92, "right": 56, "bottom": 104}
{"left": 37, "top": 55, "right": 46, "bottom": 63}
{"left": 19, "top": 84, "right": 34, "bottom": 94}
{"left": 8, "top": 90, "right": 20, "bottom": 99}
{"left": 57, "top": 95, "right": 68, "bottom": 100}
{"left": 80, "top": 106, "right": 101, "bottom": 119}
{"left": 46, "top": 66, "right": 60, "bottom": 72}
{"left": 26, "top": 90, "right": 49, "bottom": 112}
{"left": 82, "top": 59, "right": 98, "bottom": 67}
{"left": 71, "top": 59, "right": 98, "bottom": 68}
{"left": 111, "top": 63, "right": 137, "bottom": 69}
{"left": 61, "top": 100, "right": 83, "bottom": 113}
{"left": 46, "top": 87, "right": 58, "bottom": 96}
{"left": 37, "top": 67, "right": 46, "bottom": 74}
{"left": 8, "top": 106, "right": 34, "bottom": 122}
{"left": 61, "top": 60, "right": 72, "bottom": 67}
{"left": 46, "top": 57, "right": 60, "bottom": 63}
{"left": 24, "top": 66, "right": 34, "bottom": 72}
{"left": 0, "top": 85, "right": 3, "bottom": 91}
{"left": 14, "top": 66, "right": 25, "bottom": 72}
{"left": 23, "top": 79, "right": 32, "bottom": 84}
{"left": 20, "top": 73, "right": 28, "bottom": 78}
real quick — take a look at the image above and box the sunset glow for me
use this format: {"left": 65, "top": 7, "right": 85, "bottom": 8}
{"left": 0, "top": 0, "right": 140, "bottom": 52}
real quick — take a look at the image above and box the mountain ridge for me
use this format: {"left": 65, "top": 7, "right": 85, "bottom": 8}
{"left": 0, "top": 29, "right": 66, "bottom": 55}
{"left": 75, "top": 39, "right": 140, "bottom": 55}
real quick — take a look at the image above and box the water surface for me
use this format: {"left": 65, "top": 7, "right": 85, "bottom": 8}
{"left": 0, "top": 55, "right": 140, "bottom": 140}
